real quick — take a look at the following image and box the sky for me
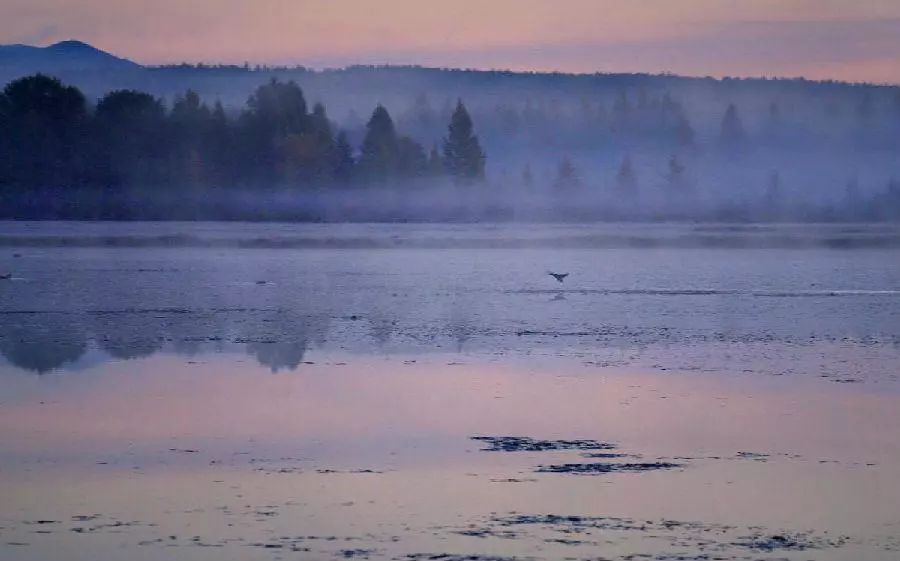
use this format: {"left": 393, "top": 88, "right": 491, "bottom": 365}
{"left": 2, "top": 0, "right": 900, "bottom": 83}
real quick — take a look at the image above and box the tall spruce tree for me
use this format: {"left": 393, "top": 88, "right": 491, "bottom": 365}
{"left": 359, "top": 105, "right": 399, "bottom": 183}
{"left": 719, "top": 103, "right": 746, "bottom": 150}
{"left": 442, "top": 100, "right": 485, "bottom": 184}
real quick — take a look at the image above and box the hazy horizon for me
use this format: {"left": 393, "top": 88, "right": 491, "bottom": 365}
{"left": 3, "top": 0, "right": 900, "bottom": 85}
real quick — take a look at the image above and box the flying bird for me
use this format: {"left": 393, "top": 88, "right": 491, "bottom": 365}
{"left": 547, "top": 271, "right": 569, "bottom": 283}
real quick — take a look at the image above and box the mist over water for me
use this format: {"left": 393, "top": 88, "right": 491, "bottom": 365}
{"left": 2, "top": 57, "right": 900, "bottom": 221}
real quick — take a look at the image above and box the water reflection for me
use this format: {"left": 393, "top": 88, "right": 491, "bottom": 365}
{"left": 2, "top": 354, "right": 900, "bottom": 561}
{"left": 0, "top": 316, "right": 88, "bottom": 373}
{"left": 0, "top": 288, "right": 482, "bottom": 373}
{"left": 0, "top": 309, "right": 334, "bottom": 374}
{"left": 2, "top": 240, "right": 899, "bottom": 377}
{"left": 2, "top": 295, "right": 899, "bottom": 380}
{"left": 246, "top": 312, "right": 330, "bottom": 372}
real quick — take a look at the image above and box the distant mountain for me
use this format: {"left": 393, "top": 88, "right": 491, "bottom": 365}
{"left": 0, "top": 40, "right": 140, "bottom": 86}
{"left": 2, "top": 39, "right": 892, "bottom": 105}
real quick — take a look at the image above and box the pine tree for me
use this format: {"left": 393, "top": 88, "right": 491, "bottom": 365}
{"left": 280, "top": 101, "right": 335, "bottom": 186}
{"left": 170, "top": 90, "right": 213, "bottom": 188}
{"left": 239, "top": 79, "right": 310, "bottom": 184}
{"left": 759, "top": 170, "right": 785, "bottom": 221}
{"left": 332, "top": 131, "right": 355, "bottom": 184}
{"left": 359, "top": 104, "right": 399, "bottom": 183}
{"left": 719, "top": 103, "right": 746, "bottom": 149}
{"left": 397, "top": 136, "right": 427, "bottom": 178}
{"left": 208, "top": 101, "right": 232, "bottom": 186}
{"left": 427, "top": 143, "right": 443, "bottom": 176}
{"left": 553, "top": 157, "right": 579, "bottom": 190}
{"left": 442, "top": 100, "right": 485, "bottom": 184}
{"left": 308, "top": 102, "right": 335, "bottom": 183}
{"left": 765, "top": 100, "right": 783, "bottom": 141}
{"left": 674, "top": 115, "right": 695, "bottom": 148}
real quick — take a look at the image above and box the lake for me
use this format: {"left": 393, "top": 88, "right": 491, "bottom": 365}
{"left": 1, "top": 221, "right": 899, "bottom": 561}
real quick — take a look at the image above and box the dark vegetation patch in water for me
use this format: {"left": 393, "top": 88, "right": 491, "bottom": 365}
{"left": 406, "top": 554, "right": 531, "bottom": 561}
{"left": 316, "top": 469, "right": 385, "bottom": 474}
{"left": 339, "top": 548, "right": 378, "bottom": 558}
{"left": 580, "top": 452, "right": 634, "bottom": 459}
{"left": 666, "top": 451, "right": 805, "bottom": 463}
{"left": 471, "top": 436, "right": 616, "bottom": 452}
{"left": 489, "top": 478, "right": 537, "bottom": 483}
{"left": 490, "top": 514, "right": 714, "bottom": 532}
{"left": 536, "top": 462, "right": 681, "bottom": 474}
{"left": 733, "top": 531, "right": 850, "bottom": 551}
{"left": 462, "top": 513, "right": 855, "bottom": 557}
{"left": 453, "top": 528, "right": 520, "bottom": 539}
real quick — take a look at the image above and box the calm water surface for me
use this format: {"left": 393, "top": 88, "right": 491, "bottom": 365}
{"left": 1, "top": 222, "right": 899, "bottom": 560}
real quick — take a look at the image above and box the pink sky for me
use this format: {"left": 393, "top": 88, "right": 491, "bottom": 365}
{"left": 2, "top": 0, "right": 900, "bottom": 83}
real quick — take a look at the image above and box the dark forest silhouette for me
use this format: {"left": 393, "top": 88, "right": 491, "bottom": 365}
{"left": 1, "top": 71, "right": 899, "bottom": 221}
{"left": 0, "top": 74, "right": 487, "bottom": 219}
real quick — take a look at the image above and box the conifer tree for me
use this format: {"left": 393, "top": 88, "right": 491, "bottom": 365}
{"left": 553, "top": 157, "right": 579, "bottom": 190}
{"left": 332, "top": 131, "right": 355, "bottom": 184}
{"left": 427, "top": 144, "right": 443, "bottom": 176}
{"left": 442, "top": 100, "right": 485, "bottom": 184}
{"left": 720, "top": 103, "right": 746, "bottom": 148}
{"left": 674, "top": 115, "right": 695, "bottom": 148}
{"left": 359, "top": 104, "right": 399, "bottom": 183}
{"left": 397, "top": 136, "right": 427, "bottom": 178}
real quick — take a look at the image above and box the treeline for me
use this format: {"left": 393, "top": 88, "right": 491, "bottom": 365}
{"left": 0, "top": 74, "right": 485, "bottom": 218}
{"left": 2, "top": 73, "right": 900, "bottom": 221}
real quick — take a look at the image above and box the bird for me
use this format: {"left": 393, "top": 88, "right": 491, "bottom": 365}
{"left": 547, "top": 271, "right": 569, "bottom": 283}
{"left": 0, "top": 273, "right": 12, "bottom": 280}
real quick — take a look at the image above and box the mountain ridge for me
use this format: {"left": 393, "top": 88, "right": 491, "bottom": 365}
{"left": 0, "top": 39, "right": 140, "bottom": 79}
{"left": 1, "top": 39, "right": 898, "bottom": 89}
